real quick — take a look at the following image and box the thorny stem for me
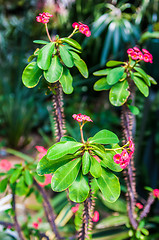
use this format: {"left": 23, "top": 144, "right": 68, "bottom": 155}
{"left": 33, "top": 179, "right": 62, "bottom": 240}
{"left": 139, "top": 193, "right": 155, "bottom": 221}
{"left": 11, "top": 185, "right": 25, "bottom": 240}
{"left": 45, "top": 23, "right": 52, "bottom": 42}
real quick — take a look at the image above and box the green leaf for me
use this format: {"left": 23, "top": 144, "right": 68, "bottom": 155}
{"left": 22, "top": 62, "right": 42, "bottom": 88}
{"left": 33, "top": 40, "right": 49, "bottom": 44}
{"left": 148, "top": 75, "right": 157, "bottom": 85}
{"left": 47, "top": 141, "right": 83, "bottom": 160}
{"left": 16, "top": 176, "right": 29, "bottom": 196}
{"left": 51, "top": 157, "right": 81, "bottom": 191}
{"left": 109, "top": 80, "right": 130, "bottom": 106}
{"left": 96, "top": 168, "right": 120, "bottom": 202}
{"left": 133, "top": 76, "right": 149, "bottom": 97}
{"left": 44, "top": 55, "right": 63, "bottom": 83}
{"left": 24, "top": 169, "right": 33, "bottom": 186}
{"left": 10, "top": 167, "right": 23, "bottom": 184}
{"left": 69, "top": 170, "right": 89, "bottom": 203}
{"left": 60, "top": 38, "right": 82, "bottom": 50}
{"left": 128, "top": 105, "right": 140, "bottom": 115}
{"left": 37, "top": 42, "right": 55, "bottom": 70}
{"left": 37, "top": 155, "right": 73, "bottom": 175}
{"left": 60, "top": 136, "right": 77, "bottom": 142}
{"left": 88, "top": 129, "right": 119, "bottom": 145}
{"left": 134, "top": 67, "right": 150, "bottom": 86}
{"left": 90, "top": 155, "right": 102, "bottom": 178}
{"left": 107, "top": 67, "right": 125, "bottom": 85}
{"left": 93, "top": 69, "right": 110, "bottom": 76}
{"left": 28, "top": 54, "right": 36, "bottom": 62}
{"left": 74, "top": 58, "right": 89, "bottom": 78}
{"left": 59, "top": 67, "right": 73, "bottom": 94}
{"left": 0, "top": 177, "right": 8, "bottom": 193}
{"left": 82, "top": 151, "right": 91, "bottom": 175}
{"left": 94, "top": 77, "right": 112, "bottom": 91}
{"left": 70, "top": 51, "right": 81, "bottom": 61}
{"left": 64, "top": 44, "right": 82, "bottom": 53}
{"left": 96, "top": 215, "right": 128, "bottom": 229}
{"left": 59, "top": 45, "right": 74, "bottom": 68}
{"left": 106, "top": 60, "right": 124, "bottom": 67}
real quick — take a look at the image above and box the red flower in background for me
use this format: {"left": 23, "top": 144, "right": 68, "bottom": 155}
{"left": 0, "top": 159, "right": 12, "bottom": 171}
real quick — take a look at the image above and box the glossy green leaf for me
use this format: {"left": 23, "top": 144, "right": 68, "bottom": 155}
{"left": 47, "top": 141, "right": 83, "bottom": 160}
{"left": 37, "top": 155, "right": 73, "bottom": 175}
{"left": 133, "top": 76, "right": 149, "bottom": 97}
{"left": 51, "top": 157, "right": 81, "bottom": 191}
{"left": 90, "top": 155, "right": 102, "bottom": 178}
{"left": 10, "top": 167, "right": 23, "bottom": 184}
{"left": 106, "top": 60, "right": 124, "bottom": 67}
{"left": 37, "top": 42, "right": 55, "bottom": 70}
{"left": 96, "top": 215, "right": 128, "bottom": 229}
{"left": 0, "top": 177, "right": 8, "bottom": 193}
{"left": 82, "top": 151, "right": 91, "bottom": 175}
{"left": 60, "top": 38, "right": 82, "bottom": 50}
{"left": 148, "top": 75, "right": 157, "bottom": 85}
{"left": 134, "top": 67, "right": 150, "bottom": 86}
{"left": 93, "top": 69, "right": 110, "bottom": 76}
{"left": 33, "top": 40, "right": 49, "bottom": 44}
{"left": 107, "top": 67, "right": 125, "bottom": 85}
{"left": 94, "top": 77, "right": 112, "bottom": 91}
{"left": 60, "top": 136, "right": 77, "bottom": 142}
{"left": 59, "top": 67, "right": 73, "bottom": 94}
{"left": 96, "top": 168, "right": 120, "bottom": 202}
{"left": 69, "top": 170, "right": 90, "bottom": 202}
{"left": 109, "top": 80, "right": 130, "bottom": 106}
{"left": 70, "top": 51, "right": 81, "bottom": 61}
{"left": 22, "top": 62, "right": 42, "bottom": 88}
{"left": 74, "top": 58, "right": 89, "bottom": 78}
{"left": 16, "top": 176, "right": 29, "bottom": 196}
{"left": 59, "top": 45, "right": 74, "bottom": 68}
{"left": 128, "top": 105, "right": 140, "bottom": 115}
{"left": 64, "top": 44, "right": 82, "bottom": 53}
{"left": 88, "top": 129, "right": 119, "bottom": 145}
{"left": 28, "top": 54, "right": 36, "bottom": 62}
{"left": 24, "top": 169, "right": 33, "bottom": 186}
{"left": 44, "top": 55, "right": 63, "bottom": 83}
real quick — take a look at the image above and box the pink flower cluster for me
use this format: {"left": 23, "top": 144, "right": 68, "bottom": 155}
{"left": 72, "top": 113, "right": 93, "bottom": 123}
{"left": 153, "top": 189, "right": 159, "bottom": 198}
{"left": 0, "top": 159, "right": 12, "bottom": 171}
{"left": 127, "top": 47, "right": 153, "bottom": 63}
{"left": 32, "top": 218, "right": 42, "bottom": 229}
{"left": 113, "top": 138, "right": 135, "bottom": 169}
{"left": 72, "top": 22, "right": 91, "bottom": 37}
{"left": 36, "top": 12, "right": 53, "bottom": 24}
{"left": 136, "top": 202, "right": 143, "bottom": 209}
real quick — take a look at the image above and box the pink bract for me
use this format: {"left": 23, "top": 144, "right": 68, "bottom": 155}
{"left": 71, "top": 204, "right": 80, "bottom": 213}
{"left": 153, "top": 189, "right": 159, "bottom": 198}
{"left": 113, "top": 154, "right": 122, "bottom": 164}
{"left": 39, "top": 174, "right": 52, "bottom": 187}
{"left": 72, "top": 22, "right": 79, "bottom": 29}
{"left": 136, "top": 203, "right": 143, "bottom": 209}
{"left": 0, "top": 159, "right": 12, "bottom": 171}
{"left": 72, "top": 113, "right": 93, "bottom": 123}
{"left": 92, "top": 211, "right": 99, "bottom": 222}
{"left": 72, "top": 22, "right": 91, "bottom": 37}
{"left": 133, "top": 47, "right": 140, "bottom": 52}
{"left": 36, "top": 12, "right": 53, "bottom": 24}
{"left": 32, "top": 222, "right": 39, "bottom": 229}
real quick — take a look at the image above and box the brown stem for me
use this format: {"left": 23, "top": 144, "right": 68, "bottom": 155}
{"left": 52, "top": 83, "right": 66, "bottom": 142}
{"left": 11, "top": 186, "right": 25, "bottom": 240}
{"left": 33, "top": 179, "right": 62, "bottom": 240}
{"left": 139, "top": 193, "right": 155, "bottom": 221}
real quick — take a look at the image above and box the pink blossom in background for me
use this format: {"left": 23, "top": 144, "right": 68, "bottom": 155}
{"left": 136, "top": 203, "right": 143, "bottom": 209}
{"left": 71, "top": 204, "right": 80, "bottom": 213}
{"left": 39, "top": 174, "right": 52, "bottom": 187}
{"left": 32, "top": 222, "right": 39, "bottom": 229}
{"left": 35, "top": 145, "right": 47, "bottom": 160}
{"left": 72, "top": 113, "right": 93, "bottom": 123}
{"left": 92, "top": 211, "right": 99, "bottom": 222}
{"left": 72, "top": 22, "right": 91, "bottom": 37}
{"left": 38, "top": 218, "right": 42, "bottom": 223}
{"left": 153, "top": 189, "right": 159, "bottom": 198}
{"left": 36, "top": 12, "right": 53, "bottom": 24}
{"left": 0, "top": 159, "right": 12, "bottom": 171}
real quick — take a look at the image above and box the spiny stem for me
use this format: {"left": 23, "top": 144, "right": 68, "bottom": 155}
{"left": 45, "top": 23, "right": 52, "bottom": 42}
{"left": 52, "top": 82, "right": 66, "bottom": 142}
{"left": 139, "top": 193, "right": 155, "bottom": 221}
{"left": 11, "top": 185, "right": 25, "bottom": 240}
{"left": 33, "top": 179, "right": 62, "bottom": 240}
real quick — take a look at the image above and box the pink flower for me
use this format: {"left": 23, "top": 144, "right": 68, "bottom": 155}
{"left": 127, "top": 47, "right": 153, "bottom": 63}
{"left": 142, "top": 49, "right": 150, "bottom": 54}
{"left": 153, "top": 189, "right": 159, "bottom": 198}
{"left": 72, "top": 22, "right": 79, "bottom": 29}
{"left": 36, "top": 12, "right": 53, "bottom": 24}
{"left": 143, "top": 54, "right": 150, "bottom": 62}
{"left": 133, "top": 47, "right": 140, "bottom": 52}
{"left": 136, "top": 203, "right": 143, "bottom": 209}
{"left": 38, "top": 218, "right": 42, "bottom": 223}
{"left": 121, "top": 149, "right": 129, "bottom": 160}
{"left": 72, "top": 113, "right": 93, "bottom": 123}
{"left": 128, "top": 137, "right": 135, "bottom": 153}
{"left": 39, "top": 174, "right": 52, "bottom": 187}
{"left": 92, "top": 211, "right": 99, "bottom": 222}
{"left": 113, "top": 154, "right": 122, "bottom": 164}
{"left": 0, "top": 159, "right": 12, "bottom": 171}
{"left": 32, "top": 222, "right": 39, "bottom": 229}
{"left": 137, "top": 52, "right": 144, "bottom": 60}
{"left": 127, "top": 48, "right": 134, "bottom": 55}
{"left": 131, "top": 52, "right": 138, "bottom": 60}
{"left": 35, "top": 145, "right": 47, "bottom": 160}
{"left": 71, "top": 204, "right": 80, "bottom": 213}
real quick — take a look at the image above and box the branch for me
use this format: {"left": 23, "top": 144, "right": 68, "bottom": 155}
{"left": 33, "top": 179, "right": 62, "bottom": 240}
{"left": 139, "top": 193, "right": 155, "bottom": 221}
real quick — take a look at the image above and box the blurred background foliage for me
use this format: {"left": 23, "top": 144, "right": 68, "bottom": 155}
{"left": 0, "top": 0, "right": 159, "bottom": 238}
